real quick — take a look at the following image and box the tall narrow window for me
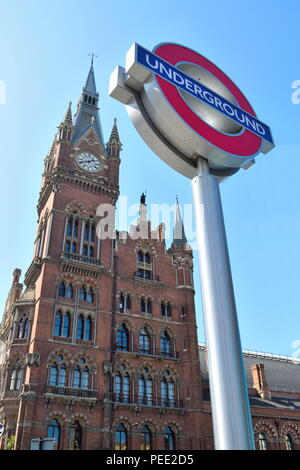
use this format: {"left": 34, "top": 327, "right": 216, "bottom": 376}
{"left": 115, "top": 373, "right": 122, "bottom": 401}
{"left": 116, "top": 324, "right": 129, "bottom": 351}
{"left": 81, "top": 368, "right": 89, "bottom": 390}
{"left": 47, "top": 420, "right": 61, "bottom": 449}
{"left": 160, "top": 331, "right": 171, "bottom": 357}
{"left": 80, "top": 286, "right": 87, "bottom": 302}
{"left": 84, "top": 317, "right": 92, "bottom": 341}
{"left": 87, "top": 288, "right": 94, "bottom": 303}
{"left": 76, "top": 315, "right": 84, "bottom": 340}
{"left": 58, "top": 282, "right": 66, "bottom": 297}
{"left": 62, "top": 313, "right": 71, "bottom": 337}
{"left": 10, "top": 367, "right": 22, "bottom": 391}
{"left": 140, "top": 426, "right": 152, "bottom": 450}
{"left": 138, "top": 376, "right": 146, "bottom": 404}
{"left": 57, "top": 365, "right": 66, "bottom": 387}
{"left": 164, "top": 427, "right": 175, "bottom": 450}
{"left": 49, "top": 365, "right": 58, "bottom": 386}
{"left": 139, "top": 329, "right": 151, "bottom": 354}
{"left": 66, "top": 283, "right": 73, "bottom": 299}
{"left": 123, "top": 373, "right": 130, "bottom": 403}
{"left": 258, "top": 432, "right": 268, "bottom": 450}
{"left": 73, "top": 367, "right": 81, "bottom": 388}
{"left": 69, "top": 421, "right": 82, "bottom": 450}
{"left": 146, "top": 377, "right": 153, "bottom": 405}
{"left": 54, "top": 311, "right": 63, "bottom": 336}
{"left": 119, "top": 294, "right": 125, "bottom": 313}
{"left": 23, "top": 319, "right": 29, "bottom": 338}
{"left": 285, "top": 434, "right": 293, "bottom": 450}
{"left": 115, "top": 424, "right": 127, "bottom": 451}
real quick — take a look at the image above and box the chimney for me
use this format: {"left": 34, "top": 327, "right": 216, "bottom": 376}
{"left": 251, "top": 363, "right": 272, "bottom": 399}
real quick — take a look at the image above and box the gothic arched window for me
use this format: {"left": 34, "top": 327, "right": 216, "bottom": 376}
{"left": 84, "top": 316, "right": 92, "bottom": 341}
{"left": 17, "top": 318, "right": 29, "bottom": 339}
{"left": 164, "top": 427, "right": 175, "bottom": 450}
{"left": 47, "top": 419, "right": 61, "bottom": 449}
{"left": 87, "top": 288, "right": 94, "bottom": 303}
{"left": 258, "top": 432, "right": 268, "bottom": 450}
{"left": 54, "top": 311, "right": 63, "bottom": 336}
{"left": 58, "top": 282, "right": 66, "bottom": 297}
{"left": 160, "top": 331, "right": 171, "bottom": 357}
{"left": 62, "top": 313, "right": 71, "bottom": 337}
{"left": 9, "top": 366, "right": 23, "bottom": 391}
{"left": 139, "top": 328, "right": 151, "bottom": 354}
{"left": 66, "top": 283, "right": 73, "bottom": 299}
{"left": 80, "top": 286, "right": 87, "bottom": 302}
{"left": 285, "top": 433, "right": 293, "bottom": 450}
{"left": 48, "top": 361, "right": 66, "bottom": 387}
{"left": 115, "top": 424, "right": 127, "bottom": 451}
{"left": 114, "top": 372, "right": 130, "bottom": 403}
{"left": 76, "top": 315, "right": 85, "bottom": 340}
{"left": 141, "top": 426, "right": 152, "bottom": 450}
{"left": 116, "top": 324, "right": 129, "bottom": 351}
{"left": 69, "top": 421, "right": 82, "bottom": 450}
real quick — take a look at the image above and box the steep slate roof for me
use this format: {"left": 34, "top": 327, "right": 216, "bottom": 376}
{"left": 71, "top": 61, "right": 106, "bottom": 151}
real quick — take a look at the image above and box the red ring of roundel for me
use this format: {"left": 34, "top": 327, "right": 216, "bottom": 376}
{"left": 153, "top": 44, "right": 262, "bottom": 158}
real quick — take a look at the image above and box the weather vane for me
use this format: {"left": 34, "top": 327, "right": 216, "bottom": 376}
{"left": 88, "top": 51, "right": 98, "bottom": 65}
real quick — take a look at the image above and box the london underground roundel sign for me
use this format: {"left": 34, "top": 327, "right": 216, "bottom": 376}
{"left": 109, "top": 43, "right": 274, "bottom": 178}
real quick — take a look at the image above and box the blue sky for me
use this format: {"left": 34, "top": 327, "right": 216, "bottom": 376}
{"left": 0, "top": 0, "right": 299, "bottom": 356}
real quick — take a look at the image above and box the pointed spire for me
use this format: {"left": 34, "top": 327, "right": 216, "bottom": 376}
{"left": 107, "top": 118, "right": 122, "bottom": 157}
{"left": 71, "top": 61, "right": 105, "bottom": 150}
{"left": 57, "top": 102, "right": 74, "bottom": 142}
{"left": 172, "top": 198, "right": 187, "bottom": 246}
{"left": 63, "top": 101, "right": 73, "bottom": 124}
{"left": 85, "top": 62, "right": 97, "bottom": 94}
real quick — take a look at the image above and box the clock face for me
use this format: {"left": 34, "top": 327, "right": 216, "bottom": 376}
{"left": 76, "top": 152, "right": 101, "bottom": 172}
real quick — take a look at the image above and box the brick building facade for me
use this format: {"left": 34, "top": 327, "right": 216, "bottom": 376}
{"left": 0, "top": 62, "right": 299, "bottom": 451}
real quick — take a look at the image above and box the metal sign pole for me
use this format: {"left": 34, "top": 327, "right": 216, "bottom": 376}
{"left": 191, "top": 157, "right": 255, "bottom": 450}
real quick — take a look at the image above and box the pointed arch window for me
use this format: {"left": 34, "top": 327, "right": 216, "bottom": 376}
{"left": 58, "top": 281, "right": 66, "bottom": 297}
{"left": 54, "top": 311, "right": 63, "bottom": 336}
{"left": 80, "top": 286, "right": 87, "bottom": 302}
{"left": 115, "top": 372, "right": 130, "bottom": 403}
{"left": 116, "top": 324, "right": 129, "bottom": 351}
{"left": 47, "top": 419, "right": 61, "bottom": 449}
{"left": 139, "top": 329, "right": 151, "bottom": 354}
{"left": 161, "top": 376, "right": 176, "bottom": 408}
{"left": 161, "top": 301, "right": 172, "bottom": 317}
{"left": 258, "top": 432, "right": 268, "bottom": 450}
{"left": 164, "top": 427, "right": 175, "bottom": 450}
{"left": 136, "top": 250, "right": 152, "bottom": 280}
{"left": 285, "top": 433, "right": 293, "bottom": 450}
{"left": 160, "top": 331, "right": 171, "bottom": 357}
{"left": 84, "top": 316, "right": 92, "bottom": 341}
{"left": 119, "top": 294, "right": 131, "bottom": 313}
{"left": 76, "top": 315, "right": 85, "bottom": 340}
{"left": 66, "top": 283, "right": 73, "bottom": 299}
{"left": 141, "top": 297, "right": 151, "bottom": 315}
{"left": 17, "top": 318, "right": 29, "bottom": 339}
{"left": 138, "top": 375, "right": 152, "bottom": 405}
{"left": 69, "top": 421, "right": 82, "bottom": 450}
{"left": 115, "top": 424, "right": 127, "bottom": 451}
{"left": 76, "top": 315, "right": 93, "bottom": 342}
{"left": 62, "top": 313, "right": 71, "bottom": 337}
{"left": 87, "top": 288, "right": 94, "bottom": 303}
{"left": 140, "top": 426, "right": 152, "bottom": 450}
{"left": 48, "top": 363, "right": 66, "bottom": 387}
{"left": 9, "top": 366, "right": 23, "bottom": 391}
